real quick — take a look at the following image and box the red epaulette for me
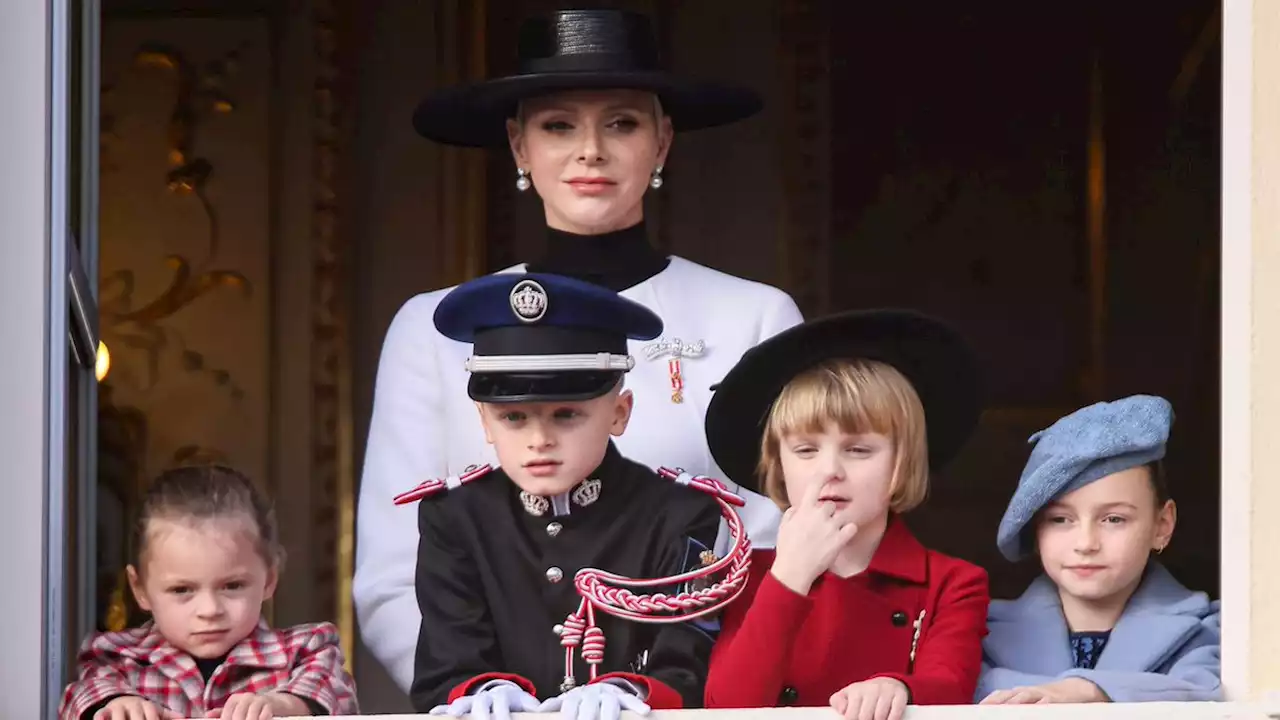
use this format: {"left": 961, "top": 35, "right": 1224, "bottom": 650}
{"left": 655, "top": 467, "right": 747, "bottom": 507}
{"left": 393, "top": 463, "right": 493, "bottom": 505}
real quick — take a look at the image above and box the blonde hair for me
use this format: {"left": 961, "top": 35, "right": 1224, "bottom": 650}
{"left": 757, "top": 359, "right": 929, "bottom": 512}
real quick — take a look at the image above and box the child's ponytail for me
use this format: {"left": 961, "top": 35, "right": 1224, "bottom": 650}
{"left": 132, "top": 464, "right": 284, "bottom": 571}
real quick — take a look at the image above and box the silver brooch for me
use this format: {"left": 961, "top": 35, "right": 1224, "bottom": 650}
{"left": 642, "top": 337, "right": 707, "bottom": 361}
{"left": 908, "top": 609, "right": 927, "bottom": 671}
{"left": 509, "top": 279, "right": 548, "bottom": 323}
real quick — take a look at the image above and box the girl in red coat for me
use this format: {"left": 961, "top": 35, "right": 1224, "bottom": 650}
{"left": 702, "top": 309, "right": 991, "bottom": 720}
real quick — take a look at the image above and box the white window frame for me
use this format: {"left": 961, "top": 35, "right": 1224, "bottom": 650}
{"left": 0, "top": 0, "right": 55, "bottom": 715}
{"left": 0, "top": 0, "right": 98, "bottom": 716}
{"left": 1219, "top": 0, "right": 1253, "bottom": 702}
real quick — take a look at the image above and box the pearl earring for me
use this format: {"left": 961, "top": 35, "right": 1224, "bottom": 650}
{"left": 649, "top": 165, "right": 664, "bottom": 190}
{"left": 516, "top": 168, "right": 532, "bottom": 192}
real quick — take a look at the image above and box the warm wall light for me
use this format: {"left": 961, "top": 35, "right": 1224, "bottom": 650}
{"left": 96, "top": 341, "right": 110, "bottom": 382}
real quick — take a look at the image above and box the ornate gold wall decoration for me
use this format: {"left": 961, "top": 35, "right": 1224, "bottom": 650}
{"left": 309, "top": 0, "right": 356, "bottom": 670}
{"left": 437, "top": 0, "right": 488, "bottom": 285}
{"left": 99, "top": 42, "right": 253, "bottom": 401}
{"left": 97, "top": 381, "right": 150, "bottom": 632}
{"left": 96, "top": 33, "right": 263, "bottom": 631}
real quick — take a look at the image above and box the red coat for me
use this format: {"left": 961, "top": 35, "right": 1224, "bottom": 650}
{"left": 705, "top": 516, "right": 989, "bottom": 708}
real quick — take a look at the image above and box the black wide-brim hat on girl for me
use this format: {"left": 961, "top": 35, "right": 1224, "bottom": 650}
{"left": 704, "top": 309, "right": 985, "bottom": 493}
{"left": 412, "top": 8, "right": 764, "bottom": 147}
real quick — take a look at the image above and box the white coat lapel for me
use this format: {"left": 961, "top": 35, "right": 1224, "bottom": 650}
{"left": 633, "top": 263, "right": 712, "bottom": 407}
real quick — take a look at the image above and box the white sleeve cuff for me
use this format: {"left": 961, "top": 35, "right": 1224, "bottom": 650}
{"left": 599, "top": 678, "right": 647, "bottom": 701}
{"left": 474, "top": 679, "right": 520, "bottom": 694}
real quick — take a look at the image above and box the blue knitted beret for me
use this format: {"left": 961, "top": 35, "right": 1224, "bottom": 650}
{"left": 995, "top": 394, "right": 1174, "bottom": 561}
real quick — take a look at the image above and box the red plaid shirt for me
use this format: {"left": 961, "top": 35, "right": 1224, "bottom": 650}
{"left": 58, "top": 619, "right": 358, "bottom": 719}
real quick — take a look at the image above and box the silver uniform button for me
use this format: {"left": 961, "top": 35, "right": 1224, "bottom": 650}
{"left": 546, "top": 566, "right": 563, "bottom": 583}
{"left": 547, "top": 522, "right": 563, "bottom": 537}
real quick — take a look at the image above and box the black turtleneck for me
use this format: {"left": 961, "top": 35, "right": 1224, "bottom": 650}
{"left": 525, "top": 221, "right": 670, "bottom": 292}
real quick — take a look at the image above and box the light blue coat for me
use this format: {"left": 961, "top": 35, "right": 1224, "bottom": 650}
{"left": 976, "top": 563, "right": 1221, "bottom": 702}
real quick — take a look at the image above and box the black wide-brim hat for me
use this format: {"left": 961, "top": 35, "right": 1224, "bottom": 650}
{"left": 705, "top": 309, "right": 985, "bottom": 493}
{"left": 412, "top": 9, "right": 763, "bottom": 147}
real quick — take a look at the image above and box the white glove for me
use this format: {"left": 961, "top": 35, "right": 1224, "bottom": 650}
{"left": 537, "top": 682, "right": 652, "bottom": 720}
{"left": 429, "top": 681, "right": 540, "bottom": 720}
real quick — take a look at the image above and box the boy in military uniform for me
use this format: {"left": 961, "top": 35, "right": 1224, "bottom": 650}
{"left": 398, "top": 273, "right": 724, "bottom": 720}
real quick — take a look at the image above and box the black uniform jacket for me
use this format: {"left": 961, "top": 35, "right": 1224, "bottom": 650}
{"left": 409, "top": 442, "right": 722, "bottom": 712}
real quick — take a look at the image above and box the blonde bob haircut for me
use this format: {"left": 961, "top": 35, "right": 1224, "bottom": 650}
{"left": 756, "top": 358, "right": 930, "bottom": 513}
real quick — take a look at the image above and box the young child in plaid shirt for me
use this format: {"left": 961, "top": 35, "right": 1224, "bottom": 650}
{"left": 59, "top": 465, "right": 359, "bottom": 720}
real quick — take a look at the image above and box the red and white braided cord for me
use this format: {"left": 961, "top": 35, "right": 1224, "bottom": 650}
{"left": 556, "top": 468, "right": 752, "bottom": 688}
{"left": 392, "top": 463, "right": 492, "bottom": 505}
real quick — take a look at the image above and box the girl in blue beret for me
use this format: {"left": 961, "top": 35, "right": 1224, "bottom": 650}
{"left": 977, "top": 394, "right": 1221, "bottom": 704}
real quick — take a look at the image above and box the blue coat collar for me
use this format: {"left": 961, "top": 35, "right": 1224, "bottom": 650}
{"left": 984, "top": 563, "right": 1212, "bottom": 673}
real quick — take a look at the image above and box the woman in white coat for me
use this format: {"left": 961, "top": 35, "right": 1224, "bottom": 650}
{"left": 353, "top": 8, "right": 804, "bottom": 693}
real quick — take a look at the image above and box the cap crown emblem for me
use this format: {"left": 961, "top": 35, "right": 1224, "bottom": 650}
{"left": 510, "top": 279, "right": 548, "bottom": 322}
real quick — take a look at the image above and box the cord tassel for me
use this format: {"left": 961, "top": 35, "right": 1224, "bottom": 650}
{"left": 558, "top": 468, "right": 752, "bottom": 689}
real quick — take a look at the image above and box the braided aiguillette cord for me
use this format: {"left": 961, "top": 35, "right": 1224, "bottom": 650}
{"left": 392, "top": 463, "right": 493, "bottom": 505}
{"left": 555, "top": 468, "right": 752, "bottom": 691}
